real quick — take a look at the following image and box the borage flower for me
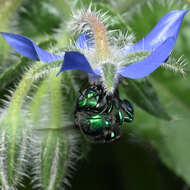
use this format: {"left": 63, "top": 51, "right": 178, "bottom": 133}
{"left": 0, "top": 8, "right": 188, "bottom": 143}
{"left": 1, "top": 9, "right": 188, "bottom": 93}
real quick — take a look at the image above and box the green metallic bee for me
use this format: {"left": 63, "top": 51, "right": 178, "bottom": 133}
{"left": 34, "top": 85, "right": 134, "bottom": 143}
{"left": 75, "top": 85, "right": 134, "bottom": 143}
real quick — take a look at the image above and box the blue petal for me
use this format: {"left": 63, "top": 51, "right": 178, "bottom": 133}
{"left": 57, "top": 51, "right": 96, "bottom": 76}
{"left": 1, "top": 32, "right": 64, "bottom": 63}
{"left": 119, "top": 37, "right": 175, "bottom": 79}
{"left": 123, "top": 9, "right": 188, "bottom": 54}
{"left": 76, "top": 33, "right": 92, "bottom": 49}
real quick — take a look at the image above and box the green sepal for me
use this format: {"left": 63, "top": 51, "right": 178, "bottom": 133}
{"left": 102, "top": 63, "right": 118, "bottom": 93}
{"left": 121, "top": 51, "right": 151, "bottom": 66}
{"left": 161, "top": 55, "right": 186, "bottom": 75}
{"left": 32, "top": 60, "right": 62, "bottom": 80}
{"left": 120, "top": 78, "right": 171, "bottom": 121}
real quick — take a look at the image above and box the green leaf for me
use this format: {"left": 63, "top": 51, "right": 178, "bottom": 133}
{"left": 0, "top": 57, "right": 31, "bottom": 91}
{"left": 17, "top": 0, "right": 62, "bottom": 38}
{"left": 131, "top": 72, "right": 190, "bottom": 187}
{"left": 51, "top": 0, "right": 72, "bottom": 19}
{"left": 120, "top": 78, "right": 171, "bottom": 121}
{"left": 0, "top": 0, "right": 24, "bottom": 65}
{"left": 105, "top": 0, "right": 140, "bottom": 14}
{"left": 94, "top": 2, "right": 132, "bottom": 32}
{"left": 123, "top": 0, "right": 188, "bottom": 41}
{"left": 72, "top": 0, "right": 93, "bottom": 9}
{"left": 121, "top": 0, "right": 190, "bottom": 186}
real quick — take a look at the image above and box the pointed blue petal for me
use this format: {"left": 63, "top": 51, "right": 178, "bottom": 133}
{"left": 119, "top": 37, "right": 175, "bottom": 79}
{"left": 76, "top": 33, "right": 92, "bottom": 49}
{"left": 123, "top": 9, "right": 188, "bottom": 54}
{"left": 1, "top": 32, "right": 64, "bottom": 63}
{"left": 57, "top": 51, "right": 96, "bottom": 76}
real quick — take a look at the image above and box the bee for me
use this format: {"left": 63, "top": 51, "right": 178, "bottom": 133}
{"left": 35, "top": 85, "right": 134, "bottom": 144}
{"left": 74, "top": 85, "right": 134, "bottom": 143}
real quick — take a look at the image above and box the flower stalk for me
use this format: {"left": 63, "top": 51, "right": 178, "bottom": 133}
{"left": 29, "top": 71, "right": 79, "bottom": 190}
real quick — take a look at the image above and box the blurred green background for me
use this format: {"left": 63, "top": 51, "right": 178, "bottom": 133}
{"left": 1, "top": 0, "right": 190, "bottom": 190}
